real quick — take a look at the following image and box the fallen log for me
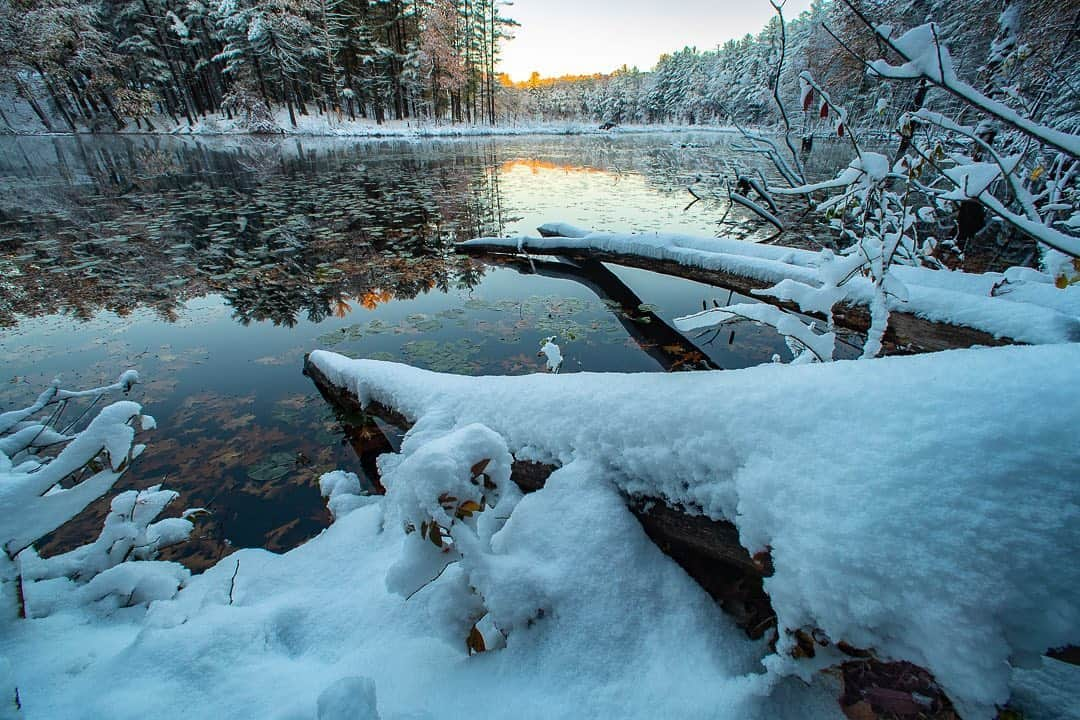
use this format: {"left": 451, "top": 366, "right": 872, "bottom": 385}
{"left": 458, "top": 239, "right": 1010, "bottom": 354}
{"left": 303, "top": 354, "right": 969, "bottom": 719}
{"left": 303, "top": 353, "right": 772, "bottom": 632}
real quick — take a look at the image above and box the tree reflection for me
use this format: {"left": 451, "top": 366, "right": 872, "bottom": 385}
{"left": 0, "top": 136, "right": 503, "bottom": 326}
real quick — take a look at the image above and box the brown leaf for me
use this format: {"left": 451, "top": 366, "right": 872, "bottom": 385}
{"left": 457, "top": 500, "right": 483, "bottom": 519}
{"left": 428, "top": 522, "right": 444, "bottom": 548}
{"left": 466, "top": 625, "right": 486, "bottom": 655}
{"left": 752, "top": 548, "right": 775, "bottom": 576}
{"left": 471, "top": 458, "right": 491, "bottom": 477}
{"left": 837, "top": 642, "right": 872, "bottom": 658}
{"left": 791, "top": 629, "right": 816, "bottom": 659}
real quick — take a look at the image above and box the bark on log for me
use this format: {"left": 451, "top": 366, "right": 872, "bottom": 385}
{"left": 458, "top": 242, "right": 1011, "bottom": 354}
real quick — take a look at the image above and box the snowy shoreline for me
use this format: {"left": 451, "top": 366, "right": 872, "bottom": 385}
{"left": 5, "top": 345, "right": 1078, "bottom": 720}
{"left": 0, "top": 118, "right": 741, "bottom": 139}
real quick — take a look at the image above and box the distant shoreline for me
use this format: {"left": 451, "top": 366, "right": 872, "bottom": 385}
{"left": 1, "top": 121, "right": 743, "bottom": 139}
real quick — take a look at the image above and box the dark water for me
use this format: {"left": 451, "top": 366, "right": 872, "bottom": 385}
{"left": 0, "top": 133, "right": 857, "bottom": 568}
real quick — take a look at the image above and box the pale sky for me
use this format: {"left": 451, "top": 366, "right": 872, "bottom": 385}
{"left": 499, "top": 0, "right": 813, "bottom": 82}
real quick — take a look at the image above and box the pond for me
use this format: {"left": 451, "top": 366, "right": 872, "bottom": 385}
{"left": 0, "top": 132, "right": 858, "bottom": 569}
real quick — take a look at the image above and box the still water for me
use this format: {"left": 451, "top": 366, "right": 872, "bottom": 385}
{"left": 0, "top": 132, "right": 855, "bottom": 568}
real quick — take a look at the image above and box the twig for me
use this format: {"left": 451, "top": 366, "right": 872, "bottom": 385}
{"left": 404, "top": 559, "right": 458, "bottom": 602}
{"left": 227, "top": 557, "right": 240, "bottom": 605}
{"left": 684, "top": 187, "right": 702, "bottom": 212}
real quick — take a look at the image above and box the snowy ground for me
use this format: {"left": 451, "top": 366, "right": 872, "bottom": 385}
{"left": 5, "top": 343, "right": 1077, "bottom": 719}
{"left": 5, "top": 456, "right": 845, "bottom": 720}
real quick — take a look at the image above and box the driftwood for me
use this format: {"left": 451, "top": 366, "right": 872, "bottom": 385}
{"left": 458, "top": 240, "right": 1011, "bottom": 354}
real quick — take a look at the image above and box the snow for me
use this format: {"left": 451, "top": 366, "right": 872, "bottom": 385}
{"left": 768, "top": 153, "right": 891, "bottom": 198}
{"left": 536, "top": 221, "right": 590, "bottom": 238}
{"left": 306, "top": 343, "right": 1080, "bottom": 717}
{"left": 537, "top": 336, "right": 563, "bottom": 372}
{"left": 869, "top": 24, "right": 1080, "bottom": 157}
{"left": 78, "top": 561, "right": 190, "bottom": 610}
{"left": 319, "top": 470, "right": 377, "bottom": 521}
{"left": 2, "top": 344, "right": 1078, "bottom": 718}
{"left": 17, "top": 484, "right": 194, "bottom": 618}
{"left": 460, "top": 227, "right": 1080, "bottom": 345}
{"left": 0, "top": 399, "right": 144, "bottom": 557}
{"left": 1008, "top": 658, "right": 1080, "bottom": 720}
{"left": 941, "top": 161, "right": 1008, "bottom": 200}
{"left": 2, "top": 452, "right": 844, "bottom": 720}
{"left": 317, "top": 677, "right": 380, "bottom": 720}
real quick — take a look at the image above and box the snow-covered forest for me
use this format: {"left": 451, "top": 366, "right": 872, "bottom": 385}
{"left": 506, "top": 0, "right": 1079, "bottom": 133}
{"left": 2, "top": 0, "right": 1078, "bottom": 135}
{"left": 0, "top": 0, "right": 516, "bottom": 131}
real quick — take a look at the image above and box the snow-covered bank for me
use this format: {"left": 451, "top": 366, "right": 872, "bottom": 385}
{"left": 460, "top": 228, "right": 1080, "bottom": 345}
{"left": 4, "top": 446, "right": 843, "bottom": 720}
{"left": 0, "top": 95, "right": 737, "bottom": 138}
{"left": 307, "top": 344, "right": 1080, "bottom": 717}
{"left": 178, "top": 117, "right": 739, "bottom": 138}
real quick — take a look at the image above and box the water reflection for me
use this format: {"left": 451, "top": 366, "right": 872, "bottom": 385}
{"left": 0, "top": 133, "right": 855, "bottom": 569}
{"left": 1, "top": 133, "right": 857, "bottom": 326}
{"left": 1, "top": 135, "right": 507, "bottom": 327}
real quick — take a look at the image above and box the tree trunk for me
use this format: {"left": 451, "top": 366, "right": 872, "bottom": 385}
{"left": 302, "top": 353, "right": 770, "bottom": 604}
{"left": 14, "top": 76, "right": 54, "bottom": 132}
{"left": 99, "top": 90, "right": 126, "bottom": 131}
{"left": 33, "top": 66, "right": 78, "bottom": 132}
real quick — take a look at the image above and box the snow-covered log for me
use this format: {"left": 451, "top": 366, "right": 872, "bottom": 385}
{"left": 458, "top": 229, "right": 1080, "bottom": 351}
{"left": 305, "top": 345, "right": 1080, "bottom": 717}
{"left": 303, "top": 354, "right": 769, "bottom": 590}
